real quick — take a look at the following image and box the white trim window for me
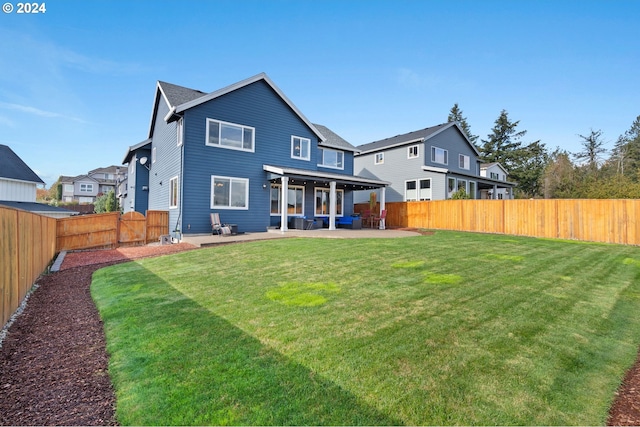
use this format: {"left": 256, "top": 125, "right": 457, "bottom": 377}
{"left": 80, "top": 183, "right": 93, "bottom": 192}
{"left": 318, "top": 148, "right": 344, "bottom": 170}
{"left": 448, "top": 177, "right": 456, "bottom": 197}
{"left": 291, "top": 136, "right": 310, "bottom": 161}
{"left": 206, "top": 119, "right": 255, "bottom": 152}
{"left": 457, "top": 179, "right": 468, "bottom": 193}
{"left": 315, "top": 187, "right": 343, "bottom": 216}
{"left": 431, "top": 146, "right": 448, "bottom": 165}
{"left": 177, "top": 118, "right": 183, "bottom": 147}
{"left": 375, "top": 152, "right": 384, "bottom": 165}
{"left": 459, "top": 154, "right": 470, "bottom": 170}
{"left": 270, "top": 184, "right": 304, "bottom": 215}
{"left": 169, "top": 176, "right": 178, "bottom": 208}
{"left": 152, "top": 147, "right": 157, "bottom": 164}
{"left": 63, "top": 184, "right": 74, "bottom": 193}
{"left": 211, "top": 175, "right": 249, "bottom": 209}
{"left": 130, "top": 161, "right": 135, "bottom": 175}
{"left": 408, "top": 145, "right": 419, "bottom": 159}
{"left": 405, "top": 179, "right": 431, "bottom": 201}
{"left": 469, "top": 181, "right": 476, "bottom": 199}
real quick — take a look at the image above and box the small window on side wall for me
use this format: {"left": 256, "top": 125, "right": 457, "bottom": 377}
{"left": 408, "top": 145, "right": 419, "bottom": 159}
{"left": 291, "top": 136, "right": 310, "bottom": 160}
{"left": 375, "top": 152, "right": 384, "bottom": 165}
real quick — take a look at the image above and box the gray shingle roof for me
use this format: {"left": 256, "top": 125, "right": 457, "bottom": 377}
{"left": 313, "top": 124, "right": 358, "bottom": 152}
{"left": 0, "top": 144, "right": 44, "bottom": 184}
{"left": 356, "top": 123, "right": 452, "bottom": 154}
{"left": 158, "top": 81, "right": 206, "bottom": 108}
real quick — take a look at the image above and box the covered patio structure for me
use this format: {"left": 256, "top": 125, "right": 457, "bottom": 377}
{"left": 263, "top": 165, "right": 389, "bottom": 231}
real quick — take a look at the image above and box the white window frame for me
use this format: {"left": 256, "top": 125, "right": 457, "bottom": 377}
{"left": 206, "top": 118, "right": 255, "bottom": 153}
{"left": 169, "top": 176, "right": 178, "bottom": 209}
{"left": 431, "top": 146, "right": 448, "bottom": 165}
{"left": 447, "top": 177, "right": 456, "bottom": 197}
{"left": 270, "top": 184, "right": 304, "bottom": 216}
{"left": 152, "top": 147, "right": 156, "bottom": 164}
{"left": 80, "top": 183, "right": 93, "bottom": 192}
{"left": 291, "top": 136, "right": 311, "bottom": 161}
{"left": 459, "top": 154, "right": 470, "bottom": 170}
{"left": 63, "top": 184, "right": 74, "bottom": 193}
{"left": 177, "top": 118, "right": 183, "bottom": 147}
{"left": 130, "top": 161, "right": 135, "bottom": 175}
{"left": 457, "top": 179, "right": 468, "bottom": 193}
{"left": 405, "top": 178, "right": 432, "bottom": 201}
{"left": 469, "top": 181, "right": 476, "bottom": 199}
{"left": 314, "top": 187, "right": 344, "bottom": 216}
{"left": 79, "top": 196, "right": 93, "bottom": 204}
{"left": 318, "top": 148, "right": 344, "bottom": 170}
{"left": 408, "top": 145, "right": 419, "bottom": 159}
{"left": 211, "top": 175, "right": 249, "bottom": 210}
{"left": 375, "top": 152, "right": 384, "bottom": 165}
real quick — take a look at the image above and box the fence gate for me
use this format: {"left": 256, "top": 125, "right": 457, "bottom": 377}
{"left": 119, "top": 211, "right": 146, "bottom": 246}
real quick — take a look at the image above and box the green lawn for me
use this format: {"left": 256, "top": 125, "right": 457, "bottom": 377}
{"left": 91, "top": 231, "right": 640, "bottom": 425}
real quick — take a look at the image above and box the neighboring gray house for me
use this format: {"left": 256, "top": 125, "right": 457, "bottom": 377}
{"left": 354, "top": 122, "right": 515, "bottom": 203}
{"left": 0, "top": 144, "right": 76, "bottom": 218}
{"left": 60, "top": 165, "right": 126, "bottom": 204}
{"left": 122, "top": 73, "right": 388, "bottom": 236}
{"left": 480, "top": 163, "right": 513, "bottom": 199}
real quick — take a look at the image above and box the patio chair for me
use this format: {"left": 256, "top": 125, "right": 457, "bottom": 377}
{"left": 210, "top": 212, "right": 231, "bottom": 235}
{"left": 371, "top": 209, "right": 387, "bottom": 229}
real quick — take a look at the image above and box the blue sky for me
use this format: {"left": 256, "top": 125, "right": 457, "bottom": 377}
{"left": 1, "top": 0, "right": 638, "bottom": 187}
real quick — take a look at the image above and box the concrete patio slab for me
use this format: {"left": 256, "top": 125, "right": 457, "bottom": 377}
{"left": 181, "top": 228, "right": 420, "bottom": 247}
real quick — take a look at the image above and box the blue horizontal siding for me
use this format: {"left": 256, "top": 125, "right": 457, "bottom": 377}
{"left": 180, "top": 80, "right": 356, "bottom": 234}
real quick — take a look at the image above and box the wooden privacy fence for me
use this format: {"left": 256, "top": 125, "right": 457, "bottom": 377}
{"left": 1, "top": 206, "right": 57, "bottom": 327}
{"left": 56, "top": 210, "right": 169, "bottom": 251}
{"left": 356, "top": 199, "right": 640, "bottom": 246}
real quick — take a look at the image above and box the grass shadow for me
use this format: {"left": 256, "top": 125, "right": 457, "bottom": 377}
{"left": 92, "top": 262, "right": 400, "bottom": 426}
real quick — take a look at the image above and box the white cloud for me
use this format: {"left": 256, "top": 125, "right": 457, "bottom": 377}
{"left": 0, "top": 102, "right": 88, "bottom": 123}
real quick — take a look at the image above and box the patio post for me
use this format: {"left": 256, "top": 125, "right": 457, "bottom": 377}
{"left": 380, "top": 187, "right": 386, "bottom": 230}
{"left": 280, "top": 176, "right": 289, "bottom": 232}
{"left": 329, "top": 181, "right": 337, "bottom": 230}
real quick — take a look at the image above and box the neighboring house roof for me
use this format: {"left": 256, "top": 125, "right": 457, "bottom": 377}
{"left": 313, "top": 124, "right": 359, "bottom": 153}
{"left": 89, "top": 165, "right": 123, "bottom": 175}
{"left": 481, "top": 162, "right": 509, "bottom": 175}
{"left": 0, "top": 144, "right": 44, "bottom": 184}
{"left": 355, "top": 122, "right": 480, "bottom": 156}
{"left": 0, "top": 200, "right": 78, "bottom": 215}
{"left": 150, "top": 73, "right": 326, "bottom": 143}
{"left": 122, "top": 138, "right": 152, "bottom": 164}
{"left": 67, "top": 174, "right": 100, "bottom": 183}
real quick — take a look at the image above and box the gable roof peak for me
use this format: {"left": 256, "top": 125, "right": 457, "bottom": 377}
{"left": 0, "top": 144, "right": 44, "bottom": 184}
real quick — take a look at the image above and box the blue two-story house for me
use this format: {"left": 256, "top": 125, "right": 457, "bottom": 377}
{"left": 354, "top": 122, "right": 515, "bottom": 203}
{"left": 123, "top": 73, "right": 388, "bottom": 237}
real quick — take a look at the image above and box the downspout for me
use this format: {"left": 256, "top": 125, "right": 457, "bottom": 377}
{"left": 174, "top": 117, "right": 184, "bottom": 241}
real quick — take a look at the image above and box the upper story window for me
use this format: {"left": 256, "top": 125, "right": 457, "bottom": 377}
{"left": 291, "top": 136, "right": 310, "bottom": 161}
{"left": 318, "top": 148, "right": 344, "bottom": 170}
{"left": 408, "top": 145, "right": 419, "bottom": 159}
{"left": 459, "top": 154, "right": 470, "bottom": 170}
{"left": 206, "top": 119, "right": 255, "bottom": 152}
{"left": 80, "top": 184, "right": 93, "bottom": 192}
{"left": 431, "top": 146, "right": 448, "bottom": 165}
{"left": 152, "top": 147, "right": 157, "bottom": 164}
{"left": 177, "top": 119, "right": 183, "bottom": 147}
{"left": 63, "top": 184, "right": 74, "bottom": 193}
{"left": 375, "top": 152, "right": 384, "bottom": 165}
{"left": 490, "top": 172, "right": 499, "bottom": 180}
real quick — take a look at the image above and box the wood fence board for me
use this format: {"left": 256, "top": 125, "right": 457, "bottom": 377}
{"left": 357, "top": 199, "right": 640, "bottom": 246}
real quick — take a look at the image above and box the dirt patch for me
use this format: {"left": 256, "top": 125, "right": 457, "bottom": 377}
{"left": 1, "top": 241, "right": 639, "bottom": 425}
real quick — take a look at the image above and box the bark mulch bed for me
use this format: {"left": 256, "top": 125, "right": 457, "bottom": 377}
{"left": 0, "top": 241, "right": 639, "bottom": 425}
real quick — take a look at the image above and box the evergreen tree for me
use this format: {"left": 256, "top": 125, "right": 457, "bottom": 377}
{"left": 480, "top": 110, "right": 548, "bottom": 197}
{"left": 479, "top": 110, "right": 526, "bottom": 170}
{"left": 447, "top": 103, "right": 478, "bottom": 146}
{"left": 612, "top": 116, "right": 640, "bottom": 178}
{"left": 574, "top": 129, "right": 607, "bottom": 173}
